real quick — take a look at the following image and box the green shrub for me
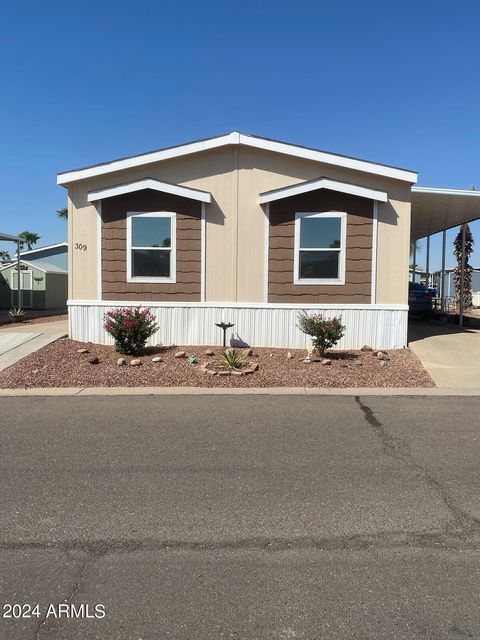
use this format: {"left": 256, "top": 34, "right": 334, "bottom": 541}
{"left": 104, "top": 307, "right": 158, "bottom": 355}
{"left": 217, "top": 349, "right": 246, "bottom": 370}
{"left": 297, "top": 312, "right": 346, "bottom": 355}
{"left": 9, "top": 307, "right": 25, "bottom": 323}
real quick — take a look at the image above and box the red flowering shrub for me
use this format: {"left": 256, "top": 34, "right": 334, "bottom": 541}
{"left": 104, "top": 307, "right": 158, "bottom": 355}
{"left": 297, "top": 312, "right": 346, "bottom": 355}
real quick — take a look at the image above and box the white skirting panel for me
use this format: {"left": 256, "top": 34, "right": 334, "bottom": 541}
{"left": 68, "top": 301, "right": 408, "bottom": 350}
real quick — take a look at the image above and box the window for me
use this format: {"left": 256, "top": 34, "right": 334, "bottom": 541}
{"left": 293, "top": 212, "right": 346, "bottom": 285}
{"left": 127, "top": 212, "right": 176, "bottom": 283}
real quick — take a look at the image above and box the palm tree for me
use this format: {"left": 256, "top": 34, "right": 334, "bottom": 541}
{"left": 454, "top": 223, "right": 474, "bottom": 309}
{"left": 57, "top": 207, "right": 68, "bottom": 220}
{"left": 18, "top": 231, "right": 41, "bottom": 251}
{"left": 0, "top": 250, "right": 10, "bottom": 262}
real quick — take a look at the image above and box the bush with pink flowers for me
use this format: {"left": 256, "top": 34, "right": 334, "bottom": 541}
{"left": 297, "top": 312, "right": 346, "bottom": 355}
{"left": 104, "top": 307, "right": 158, "bottom": 355}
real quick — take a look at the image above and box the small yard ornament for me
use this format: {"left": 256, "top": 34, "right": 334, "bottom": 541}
{"left": 215, "top": 322, "right": 235, "bottom": 348}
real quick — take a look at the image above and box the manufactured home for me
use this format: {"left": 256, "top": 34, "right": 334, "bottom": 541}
{"left": 57, "top": 132, "right": 480, "bottom": 349}
{"left": 0, "top": 260, "right": 67, "bottom": 309}
{"left": 18, "top": 242, "right": 68, "bottom": 271}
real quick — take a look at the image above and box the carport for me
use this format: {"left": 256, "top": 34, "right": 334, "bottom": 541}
{"left": 0, "top": 232, "right": 22, "bottom": 308}
{"left": 410, "top": 187, "right": 480, "bottom": 326}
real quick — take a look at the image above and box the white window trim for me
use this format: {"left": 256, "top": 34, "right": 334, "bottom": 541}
{"left": 126, "top": 211, "right": 176, "bottom": 284}
{"left": 293, "top": 211, "right": 347, "bottom": 286}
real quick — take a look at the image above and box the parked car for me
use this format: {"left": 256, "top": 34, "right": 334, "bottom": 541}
{"left": 409, "top": 281, "right": 433, "bottom": 318}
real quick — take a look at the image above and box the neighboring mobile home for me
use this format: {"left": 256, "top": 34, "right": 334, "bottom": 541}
{"left": 18, "top": 242, "right": 68, "bottom": 271}
{"left": 57, "top": 132, "right": 478, "bottom": 349}
{"left": 0, "top": 260, "right": 67, "bottom": 309}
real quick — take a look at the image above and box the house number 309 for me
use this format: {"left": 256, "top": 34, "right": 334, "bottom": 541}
{"left": 75, "top": 243, "right": 87, "bottom": 251}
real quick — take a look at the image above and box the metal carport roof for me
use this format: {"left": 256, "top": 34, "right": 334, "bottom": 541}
{"left": 0, "top": 231, "right": 22, "bottom": 242}
{"left": 411, "top": 187, "right": 480, "bottom": 240}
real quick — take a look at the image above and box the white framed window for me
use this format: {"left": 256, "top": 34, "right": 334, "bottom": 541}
{"left": 293, "top": 211, "right": 347, "bottom": 285}
{"left": 126, "top": 211, "right": 176, "bottom": 283}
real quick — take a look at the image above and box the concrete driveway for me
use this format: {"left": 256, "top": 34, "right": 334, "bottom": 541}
{"left": 409, "top": 319, "right": 480, "bottom": 388}
{"left": 0, "top": 319, "right": 67, "bottom": 371}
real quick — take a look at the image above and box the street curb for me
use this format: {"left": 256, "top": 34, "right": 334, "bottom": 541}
{"left": 0, "top": 386, "right": 479, "bottom": 397}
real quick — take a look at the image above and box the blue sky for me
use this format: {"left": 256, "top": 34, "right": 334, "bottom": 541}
{"left": 0, "top": 0, "right": 479, "bottom": 270}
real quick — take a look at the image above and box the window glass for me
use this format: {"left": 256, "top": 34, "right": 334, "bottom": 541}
{"left": 300, "top": 217, "right": 341, "bottom": 249}
{"left": 132, "top": 216, "right": 171, "bottom": 248}
{"left": 132, "top": 249, "right": 170, "bottom": 277}
{"left": 299, "top": 251, "right": 339, "bottom": 279}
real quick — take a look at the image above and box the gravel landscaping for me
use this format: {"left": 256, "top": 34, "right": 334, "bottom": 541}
{"left": 0, "top": 313, "right": 67, "bottom": 328}
{"left": 0, "top": 338, "right": 434, "bottom": 388}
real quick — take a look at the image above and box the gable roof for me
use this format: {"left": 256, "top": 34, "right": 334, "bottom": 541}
{"left": 57, "top": 131, "right": 418, "bottom": 185}
{"left": 87, "top": 178, "right": 211, "bottom": 203}
{"left": 19, "top": 242, "right": 68, "bottom": 257}
{"left": 259, "top": 177, "right": 388, "bottom": 204}
{"left": 0, "top": 259, "right": 67, "bottom": 274}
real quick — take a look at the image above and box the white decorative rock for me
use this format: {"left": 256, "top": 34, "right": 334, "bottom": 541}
{"left": 321, "top": 359, "right": 332, "bottom": 366}
{"left": 117, "top": 358, "right": 126, "bottom": 366}
{"left": 152, "top": 356, "right": 163, "bottom": 363}
{"left": 287, "top": 352, "right": 293, "bottom": 359}
{"left": 130, "top": 359, "right": 142, "bottom": 366}
{"left": 77, "top": 348, "right": 89, "bottom": 354}
{"left": 174, "top": 351, "right": 186, "bottom": 358}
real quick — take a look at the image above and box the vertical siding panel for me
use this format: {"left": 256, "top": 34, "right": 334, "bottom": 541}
{"left": 69, "top": 303, "right": 408, "bottom": 350}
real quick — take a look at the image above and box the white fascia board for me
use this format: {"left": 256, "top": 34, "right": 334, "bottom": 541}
{"left": 87, "top": 178, "right": 211, "bottom": 204}
{"left": 240, "top": 135, "right": 417, "bottom": 184}
{"left": 259, "top": 178, "right": 388, "bottom": 204}
{"left": 58, "top": 131, "right": 417, "bottom": 185}
{"left": 19, "top": 242, "right": 68, "bottom": 256}
{"left": 412, "top": 186, "right": 480, "bottom": 197}
{"left": 58, "top": 133, "right": 238, "bottom": 185}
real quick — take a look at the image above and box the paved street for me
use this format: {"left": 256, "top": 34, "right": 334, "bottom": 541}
{"left": 1, "top": 394, "right": 480, "bottom": 639}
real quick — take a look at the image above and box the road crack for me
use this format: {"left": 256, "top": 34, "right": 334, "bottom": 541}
{"left": 355, "top": 395, "right": 480, "bottom": 537}
{"left": 34, "top": 548, "right": 105, "bottom": 640}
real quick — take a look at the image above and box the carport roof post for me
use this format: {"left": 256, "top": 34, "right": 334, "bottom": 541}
{"left": 0, "top": 232, "right": 22, "bottom": 308}
{"left": 410, "top": 188, "right": 480, "bottom": 329}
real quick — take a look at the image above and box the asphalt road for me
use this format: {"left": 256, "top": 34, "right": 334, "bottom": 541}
{"left": 1, "top": 394, "right": 480, "bottom": 639}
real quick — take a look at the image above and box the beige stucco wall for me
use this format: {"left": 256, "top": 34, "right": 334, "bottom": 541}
{"left": 68, "top": 188, "right": 99, "bottom": 300}
{"left": 66, "top": 145, "right": 412, "bottom": 305}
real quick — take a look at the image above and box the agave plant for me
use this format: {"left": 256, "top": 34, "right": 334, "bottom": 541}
{"left": 9, "top": 307, "right": 25, "bottom": 323}
{"left": 217, "top": 348, "right": 246, "bottom": 370}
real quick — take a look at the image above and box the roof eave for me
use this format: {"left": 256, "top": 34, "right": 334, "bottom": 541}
{"left": 57, "top": 131, "right": 417, "bottom": 186}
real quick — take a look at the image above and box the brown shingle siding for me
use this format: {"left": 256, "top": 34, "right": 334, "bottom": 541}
{"left": 101, "top": 190, "right": 201, "bottom": 302}
{"left": 268, "top": 189, "right": 373, "bottom": 304}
